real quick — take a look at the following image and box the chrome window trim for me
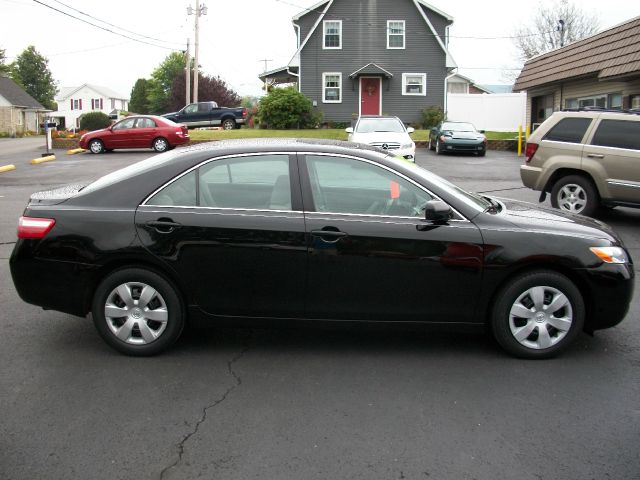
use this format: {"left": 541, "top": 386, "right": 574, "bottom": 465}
{"left": 141, "top": 150, "right": 470, "bottom": 222}
{"left": 300, "top": 152, "right": 470, "bottom": 222}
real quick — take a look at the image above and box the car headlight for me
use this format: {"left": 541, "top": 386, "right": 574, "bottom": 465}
{"left": 401, "top": 142, "right": 414, "bottom": 149}
{"left": 590, "top": 246, "right": 628, "bottom": 264}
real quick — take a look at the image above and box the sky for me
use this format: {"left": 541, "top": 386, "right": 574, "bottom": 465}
{"left": 1, "top": 0, "right": 638, "bottom": 101}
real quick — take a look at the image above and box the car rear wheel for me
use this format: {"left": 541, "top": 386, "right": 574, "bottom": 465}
{"left": 491, "top": 270, "right": 584, "bottom": 359}
{"left": 89, "top": 139, "right": 104, "bottom": 154}
{"left": 222, "top": 119, "right": 236, "bottom": 130}
{"left": 152, "top": 137, "right": 169, "bottom": 153}
{"left": 92, "top": 268, "right": 184, "bottom": 356}
{"left": 551, "top": 175, "right": 599, "bottom": 216}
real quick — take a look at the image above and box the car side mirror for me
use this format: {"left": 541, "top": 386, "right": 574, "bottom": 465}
{"left": 406, "top": 127, "right": 415, "bottom": 134}
{"left": 345, "top": 127, "right": 354, "bottom": 133}
{"left": 424, "top": 200, "right": 453, "bottom": 223}
{"left": 479, "top": 129, "right": 485, "bottom": 134}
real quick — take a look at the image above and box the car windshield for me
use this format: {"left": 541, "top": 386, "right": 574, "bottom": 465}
{"left": 356, "top": 118, "right": 405, "bottom": 133}
{"left": 442, "top": 122, "right": 476, "bottom": 132}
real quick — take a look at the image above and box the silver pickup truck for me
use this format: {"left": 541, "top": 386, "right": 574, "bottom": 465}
{"left": 162, "top": 101, "right": 247, "bottom": 129}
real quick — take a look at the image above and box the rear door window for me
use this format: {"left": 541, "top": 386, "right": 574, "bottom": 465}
{"left": 591, "top": 120, "right": 640, "bottom": 150}
{"left": 543, "top": 118, "right": 592, "bottom": 143}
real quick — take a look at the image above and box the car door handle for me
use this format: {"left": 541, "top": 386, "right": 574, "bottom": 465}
{"left": 587, "top": 153, "right": 604, "bottom": 159}
{"left": 311, "top": 229, "right": 348, "bottom": 242}
{"left": 146, "top": 219, "right": 181, "bottom": 233}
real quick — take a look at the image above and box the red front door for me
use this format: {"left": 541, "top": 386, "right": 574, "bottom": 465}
{"left": 360, "top": 77, "right": 381, "bottom": 115}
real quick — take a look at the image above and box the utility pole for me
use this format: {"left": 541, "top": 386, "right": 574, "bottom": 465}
{"left": 188, "top": 2, "right": 207, "bottom": 103}
{"left": 185, "top": 38, "right": 191, "bottom": 106}
{"left": 259, "top": 59, "right": 273, "bottom": 92}
{"left": 558, "top": 19, "right": 566, "bottom": 47}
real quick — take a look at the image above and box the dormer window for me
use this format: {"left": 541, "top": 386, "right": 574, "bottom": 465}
{"left": 387, "top": 20, "right": 405, "bottom": 49}
{"left": 323, "top": 20, "right": 342, "bottom": 49}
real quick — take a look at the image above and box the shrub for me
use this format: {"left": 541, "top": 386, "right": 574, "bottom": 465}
{"left": 79, "top": 111, "right": 112, "bottom": 131}
{"left": 258, "top": 87, "right": 319, "bottom": 129}
{"left": 421, "top": 106, "right": 445, "bottom": 129}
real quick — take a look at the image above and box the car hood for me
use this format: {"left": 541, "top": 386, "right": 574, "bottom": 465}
{"left": 84, "top": 127, "right": 109, "bottom": 137}
{"left": 491, "top": 197, "right": 621, "bottom": 243}
{"left": 443, "top": 131, "right": 485, "bottom": 140}
{"left": 162, "top": 112, "right": 178, "bottom": 117}
{"left": 350, "top": 132, "right": 412, "bottom": 144}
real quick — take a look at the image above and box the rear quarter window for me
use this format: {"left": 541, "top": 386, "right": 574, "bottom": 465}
{"left": 543, "top": 118, "right": 592, "bottom": 143}
{"left": 591, "top": 119, "right": 640, "bottom": 150}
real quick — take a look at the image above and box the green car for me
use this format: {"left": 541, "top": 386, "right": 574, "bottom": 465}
{"left": 428, "top": 121, "right": 487, "bottom": 156}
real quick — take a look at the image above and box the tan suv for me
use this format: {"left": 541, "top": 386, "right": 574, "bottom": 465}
{"left": 520, "top": 110, "right": 640, "bottom": 216}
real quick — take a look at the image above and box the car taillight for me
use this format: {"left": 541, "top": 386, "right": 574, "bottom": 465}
{"left": 17, "top": 216, "right": 56, "bottom": 239}
{"left": 242, "top": 108, "right": 247, "bottom": 118}
{"left": 525, "top": 142, "right": 539, "bottom": 163}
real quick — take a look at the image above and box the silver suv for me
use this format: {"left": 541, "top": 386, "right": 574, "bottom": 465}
{"left": 520, "top": 110, "right": 640, "bottom": 216}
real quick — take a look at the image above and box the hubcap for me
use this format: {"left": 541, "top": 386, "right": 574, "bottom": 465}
{"left": 104, "top": 282, "right": 168, "bottom": 345}
{"left": 509, "top": 285, "right": 573, "bottom": 350}
{"left": 90, "top": 142, "right": 101, "bottom": 153}
{"left": 155, "top": 139, "right": 167, "bottom": 151}
{"left": 558, "top": 184, "right": 586, "bottom": 213}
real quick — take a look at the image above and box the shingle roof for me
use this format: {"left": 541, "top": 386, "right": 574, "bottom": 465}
{"left": 0, "top": 75, "right": 45, "bottom": 109}
{"left": 513, "top": 16, "right": 640, "bottom": 91}
{"left": 56, "top": 83, "right": 129, "bottom": 101}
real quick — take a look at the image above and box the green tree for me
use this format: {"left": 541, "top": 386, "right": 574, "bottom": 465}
{"left": 79, "top": 111, "right": 111, "bottom": 131}
{"left": 147, "top": 52, "right": 186, "bottom": 114}
{"left": 258, "top": 87, "right": 320, "bottom": 129}
{"left": 0, "top": 47, "right": 10, "bottom": 75}
{"left": 10, "top": 45, "right": 57, "bottom": 109}
{"left": 129, "top": 78, "right": 150, "bottom": 114}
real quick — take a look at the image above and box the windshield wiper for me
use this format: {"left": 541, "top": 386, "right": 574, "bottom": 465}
{"left": 482, "top": 195, "right": 502, "bottom": 214}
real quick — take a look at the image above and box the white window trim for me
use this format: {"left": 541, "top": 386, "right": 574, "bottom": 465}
{"left": 387, "top": 20, "right": 405, "bottom": 50}
{"left": 322, "top": 72, "right": 342, "bottom": 104}
{"left": 323, "top": 20, "right": 342, "bottom": 50}
{"left": 402, "top": 73, "right": 427, "bottom": 96}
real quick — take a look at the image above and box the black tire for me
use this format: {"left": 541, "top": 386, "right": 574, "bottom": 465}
{"left": 152, "top": 137, "right": 169, "bottom": 153}
{"left": 428, "top": 138, "right": 434, "bottom": 151}
{"left": 550, "top": 175, "right": 599, "bottom": 216}
{"left": 435, "top": 139, "right": 443, "bottom": 155}
{"left": 478, "top": 150, "right": 486, "bottom": 157}
{"left": 491, "top": 270, "right": 584, "bottom": 359}
{"left": 222, "top": 118, "right": 236, "bottom": 130}
{"left": 88, "top": 139, "right": 104, "bottom": 154}
{"left": 92, "top": 268, "right": 184, "bottom": 356}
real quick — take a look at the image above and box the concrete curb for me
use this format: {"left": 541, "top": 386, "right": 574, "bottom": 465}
{"left": 0, "top": 164, "right": 16, "bottom": 173}
{"left": 67, "top": 148, "right": 86, "bottom": 155}
{"left": 30, "top": 155, "right": 56, "bottom": 165}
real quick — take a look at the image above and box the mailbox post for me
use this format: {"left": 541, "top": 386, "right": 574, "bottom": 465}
{"left": 42, "top": 118, "right": 56, "bottom": 157}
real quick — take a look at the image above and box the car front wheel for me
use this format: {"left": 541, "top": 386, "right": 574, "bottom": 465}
{"left": 92, "top": 268, "right": 184, "bottom": 356}
{"left": 491, "top": 270, "right": 584, "bottom": 359}
{"left": 551, "top": 175, "right": 599, "bottom": 216}
{"left": 89, "top": 139, "right": 104, "bottom": 154}
{"left": 435, "top": 139, "right": 443, "bottom": 155}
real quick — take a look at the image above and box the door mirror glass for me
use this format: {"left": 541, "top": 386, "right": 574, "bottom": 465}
{"left": 345, "top": 127, "right": 354, "bottom": 133}
{"left": 406, "top": 127, "right": 415, "bottom": 134}
{"left": 424, "top": 200, "right": 452, "bottom": 223}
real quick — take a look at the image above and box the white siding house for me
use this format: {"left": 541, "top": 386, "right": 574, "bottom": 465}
{"left": 51, "top": 84, "right": 129, "bottom": 129}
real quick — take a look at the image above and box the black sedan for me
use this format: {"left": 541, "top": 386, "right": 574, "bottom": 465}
{"left": 10, "top": 139, "right": 634, "bottom": 358}
{"left": 428, "top": 121, "right": 487, "bottom": 156}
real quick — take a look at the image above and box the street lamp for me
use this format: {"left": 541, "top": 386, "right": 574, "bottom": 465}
{"left": 187, "top": 2, "right": 207, "bottom": 103}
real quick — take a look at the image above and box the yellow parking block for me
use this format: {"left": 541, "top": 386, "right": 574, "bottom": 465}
{"left": 67, "top": 148, "right": 86, "bottom": 155}
{"left": 0, "top": 164, "right": 16, "bottom": 173}
{"left": 30, "top": 155, "right": 56, "bottom": 165}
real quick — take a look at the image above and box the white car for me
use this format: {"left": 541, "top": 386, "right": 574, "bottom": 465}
{"left": 346, "top": 116, "right": 416, "bottom": 161}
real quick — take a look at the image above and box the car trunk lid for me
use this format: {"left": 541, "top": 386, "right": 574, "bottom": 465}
{"left": 28, "top": 183, "right": 86, "bottom": 206}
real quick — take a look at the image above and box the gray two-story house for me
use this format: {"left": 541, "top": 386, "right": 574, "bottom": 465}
{"left": 260, "top": 0, "right": 457, "bottom": 124}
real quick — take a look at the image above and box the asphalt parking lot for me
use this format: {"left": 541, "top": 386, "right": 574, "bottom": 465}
{"left": 1, "top": 138, "right": 639, "bottom": 480}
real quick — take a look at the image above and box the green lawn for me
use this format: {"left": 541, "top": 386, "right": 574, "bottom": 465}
{"left": 188, "top": 128, "right": 517, "bottom": 142}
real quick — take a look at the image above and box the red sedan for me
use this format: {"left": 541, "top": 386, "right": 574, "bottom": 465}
{"left": 79, "top": 115, "right": 189, "bottom": 154}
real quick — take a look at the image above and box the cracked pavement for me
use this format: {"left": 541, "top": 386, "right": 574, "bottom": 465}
{"left": 1, "top": 143, "right": 639, "bottom": 479}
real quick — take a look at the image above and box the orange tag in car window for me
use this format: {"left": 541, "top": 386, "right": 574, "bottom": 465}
{"left": 390, "top": 181, "right": 400, "bottom": 199}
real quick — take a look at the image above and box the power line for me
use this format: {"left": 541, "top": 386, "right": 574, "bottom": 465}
{"left": 49, "top": 0, "right": 184, "bottom": 47}
{"left": 31, "top": 0, "right": 181, "bottom": 51}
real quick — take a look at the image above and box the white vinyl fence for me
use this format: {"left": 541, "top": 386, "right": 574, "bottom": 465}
{"left": 446, "top": 92, "right": 526, "bottom": 132}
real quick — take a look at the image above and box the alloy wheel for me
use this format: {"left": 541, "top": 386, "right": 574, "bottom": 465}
{"left": 557, "top": 183, "right": 587, "bottom": 213}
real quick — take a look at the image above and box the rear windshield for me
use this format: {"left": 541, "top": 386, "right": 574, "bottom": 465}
{"left": 79, "top": 150, "right": 181, "bottom": 194}
{"left": 543, "top": 117, "right": 592, "bottom": 143}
